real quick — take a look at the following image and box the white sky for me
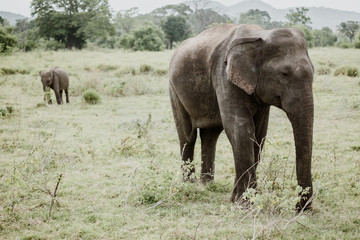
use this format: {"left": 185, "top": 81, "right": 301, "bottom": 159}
{"left": 1, "top": 0, "right": 360, "bottom": 17}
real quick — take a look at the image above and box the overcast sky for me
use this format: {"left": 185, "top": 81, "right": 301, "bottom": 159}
{"left": 1, "top": 0, "right": 360, "bottom": 17}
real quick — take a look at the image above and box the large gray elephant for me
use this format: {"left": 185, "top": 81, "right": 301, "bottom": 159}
{"left": 39, "top": 67, "right": 69, "bottom": 104}
{"left": 169, "top": 24, "right": 314, "bottom": 210}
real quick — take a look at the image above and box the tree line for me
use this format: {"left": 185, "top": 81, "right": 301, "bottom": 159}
{"left": 0, "top": 0, "right": 360, "bottom": 53}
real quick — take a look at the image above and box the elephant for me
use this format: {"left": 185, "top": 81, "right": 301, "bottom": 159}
{"left": 39, "top": 67, "right": 69, "bottom": 104}
{"left": 169, "top": 24, "right": 314, "bottom": 210}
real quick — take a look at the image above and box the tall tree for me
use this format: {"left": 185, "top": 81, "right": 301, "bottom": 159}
{"left": 114, "top": 7, "right": 139, "bottom": 34}
{"left": 161, "top": 15, "right": 190, "bottom": 49}
{"left": 338, "top": 21, "right": 360, "bottom": 42}
{"left": 285, "top": 7, "right": 312, "bottom": 28}
{"left": 238, "top": 9, "right": 271, "bottom": 28}
{"left": 31, "top": 0, "right": 114, "bottom": 49}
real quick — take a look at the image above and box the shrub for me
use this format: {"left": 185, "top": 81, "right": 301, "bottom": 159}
{"left": 0, "top": 106, "right": 15, "bottom": 118}
{"left": 347, "top": 67, "right": 359, "bottom": 77}
{"left": 317, "top": 66, "right": 331, "bottom": 75}
{"left": 82, "top": 89, "right": 101, "bottom": 104}
{"left": 334, "top": 66, "right": 358, "bottom": 77}
{"left": 355, "top": 41, "right": 360, "bottom": 49}
{"left": 139, "top": 64, "right": 153, "bottom": 73}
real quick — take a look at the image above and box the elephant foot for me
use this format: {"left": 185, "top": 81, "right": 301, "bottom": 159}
{"left": 296, "top": 198, "right": 313, "bottom": 212}
{"left": 200, "top": 173, "right": 214, "bottom": 184}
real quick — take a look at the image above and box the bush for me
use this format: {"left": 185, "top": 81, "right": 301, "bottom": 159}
{"left": 0, "top": 106, "right": 15, "bottom": 118}
{"left": 347, "top": 67, "right": 359, "bottom": 77}
{"left": 317, "top": 66, "right": 331, "bottom": 75}
{"left": 355, "top": 41, "right": 360, "bottom": 49}
{"left": 139, "top": 64, "right": 153, "bottom": 73}
{"left": 82, "top": 89, "right": 101, "bottom": 104}
{"left": 0, "top": 26, "right": 17, "bottom": 53}
{"left": 334, "top": 66, "right": 358, "bottom": 77}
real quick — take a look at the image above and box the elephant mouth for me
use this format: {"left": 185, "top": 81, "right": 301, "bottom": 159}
{"left": 272, "top": 96, "right": 282, "bottom": 109}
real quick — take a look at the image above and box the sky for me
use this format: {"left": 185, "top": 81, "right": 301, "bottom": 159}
{"left": 1, "top": 0, "right": 360, "bottom": 17}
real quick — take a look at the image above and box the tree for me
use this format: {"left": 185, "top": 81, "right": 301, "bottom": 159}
{"left": 0, "top": 26, "right": 17, "bottom": 53}
{"left": 338, "top": 21, "right": 360, "bottom": 42}
{"left": 162, "top": 15, "right": 190, "bottom": 49}
{"left": 313, "top": 27, "right": 337, "bottom": 47}
{"left": 114, "top": 7, "right": 139, "bottom": 34}
{"left": 119, "top": 24, "right": 165, "bottom": 51}
{"left": 151, "top": 4, "right": 192, "bottom": 17}
{"left": 31, "top": 0, "right": 114, "bottom": 49}
{"left": 238, "top": 9, "right": 271, "bottom": 28}
{"left": 190, "top": 8, "right": 231, "bottom": 34}
{"left": 285, "top": 7, "right": 312, "bottom": 28}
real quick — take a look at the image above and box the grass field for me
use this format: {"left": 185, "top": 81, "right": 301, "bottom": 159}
{"left": 0, "top": 47, "right": 359, "bottom": 239}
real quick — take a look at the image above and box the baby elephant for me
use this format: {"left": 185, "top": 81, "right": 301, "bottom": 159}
{"left": 39, "top": 67, "right": 69, "bottom": 104}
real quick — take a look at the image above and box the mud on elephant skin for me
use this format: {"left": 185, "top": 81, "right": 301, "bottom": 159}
{"left": 169, "top": 24, "right": 314, "bottom": 211}
{"left": 39, "top": 67, "right": 69, "bottom": 105}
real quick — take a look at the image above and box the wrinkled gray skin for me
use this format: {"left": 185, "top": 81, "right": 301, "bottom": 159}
{"left": 40, "top": 68, "right": 69, "bottom": 104}
{"left": 169, "top": 24, "right": 314, "bottom": 210}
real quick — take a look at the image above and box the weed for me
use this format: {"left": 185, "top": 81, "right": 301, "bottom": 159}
{"left": 154, "top": 69, "right": 168, "bottom": 76}
{"left": 139, "top": 64, "right": 153, "bottom": 73}
{"left": 97, "top": 64, "right": 118, "bottom": 72}
{"left": 317, "top": 66, "right": 331, "bottom": 75}
{"left": 82, "top": 89, "right": 101, "bottom": 104}
{"left": 0, "top": 67, "right": 30, "bottom": 75}
{"left": 334, "top": 66, "right": 359, "bottom": 77}
{"left": 0, "top": 106, "right": 15, "bottom": 118}
{"left": 136, "top": 113, "right": 152, "bottom": 139}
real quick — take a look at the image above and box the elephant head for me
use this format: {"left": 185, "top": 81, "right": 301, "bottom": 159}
{"left": 39, "top": 69, "right": 54, "bottom": 91}
{"left": 225, "top": 28, "right": 314, "bottom": 209}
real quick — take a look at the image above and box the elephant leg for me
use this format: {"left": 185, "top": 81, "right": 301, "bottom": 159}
{"left": 65, "top": 88, "right": 69, "bottom": 103}
{"left": 221, "top": 114, "right": 257, "bottom": 203}
{"left": 170, "top": 90, "right": 197, "bottom": 181}
{"left": 54, "top": 90, "right": 62, "bottom": 105}
{"left": 59, "top": 90, "right": 64, "bottom": 104}
{"left": 200, "top": 127, "right": 223, "bottom": 183}
{"left": 253, "top": 106, "right": 270, "bottom": 169}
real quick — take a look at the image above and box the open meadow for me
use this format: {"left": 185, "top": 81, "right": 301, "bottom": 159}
{"left": 0, "top": 47, "right": 359, "bottom": 239}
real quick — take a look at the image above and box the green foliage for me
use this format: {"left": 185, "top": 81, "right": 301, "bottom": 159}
{"left": 113, "top": 7, "right": 139, "bottom": 34}
{"left": 161, "top": 15, "right": 190, "bottom": 49}
{"left": 0, "top": 67, "right": 30, "bottom": 75}
{"left": 313, "top": 27, "right": 337, "bottom": 47}
{"left": 82, "top": 89, "right": 101, "bottom": 104}
{"left": 13, "top": 19, "right": 40, "bottom": 52}
{"left": 132, "top": 24, "right": 165, "bottom": 51}
{"left": 190, "top": 8, "right": 231, "bottom": 34}
{"left": 0, "top": 26, "right": 17, "bottom": 53}
{"left": 30, "top": 0, "right": 114, "bottom": 49}
{"left": 338, "top": 21, "right": 360, "bottom": 42}
{"left": 238, "top": 9, "right": 271, "bottom": 29}
{"left": 285, "top": 7, "right": 312, "bottom": 28}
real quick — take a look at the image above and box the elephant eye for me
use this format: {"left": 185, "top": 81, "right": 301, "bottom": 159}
{"left": 281, "top": 71, "right": 289, "bottom": 78}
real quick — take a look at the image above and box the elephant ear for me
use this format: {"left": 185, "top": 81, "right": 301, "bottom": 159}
{"left": 224, "top": 37, "right": 263, "bottom": 95}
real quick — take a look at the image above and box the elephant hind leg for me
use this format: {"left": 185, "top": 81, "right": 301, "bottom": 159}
{"left": 59, "top": 90, "right": 64, "bottom": 104}
{"left": 170, "top": 90, "right": 197, "bottom": 181}
{"left": 200, "top": 127, "right": 223, "bottom": 183}
{"left": 65, "top": 88, "right": 69, "bottom": 103}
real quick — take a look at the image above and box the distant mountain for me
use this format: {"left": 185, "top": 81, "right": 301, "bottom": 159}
{"left": 0, "top": 11, "right": 27, "bottom": 25}
{"left": 188, "top": 0, "right": 360, "bottom": 30}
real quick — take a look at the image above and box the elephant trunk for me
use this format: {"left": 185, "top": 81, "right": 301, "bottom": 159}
{"left": 285, "top": 93, "right": 314, "bottom": 210}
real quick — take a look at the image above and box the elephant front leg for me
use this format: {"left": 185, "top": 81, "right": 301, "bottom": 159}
{"left": 222, "top": 117, "right": 257, "bottom": 203}
{"left": 230, "top": 144, "right": 257, "bottom": 203}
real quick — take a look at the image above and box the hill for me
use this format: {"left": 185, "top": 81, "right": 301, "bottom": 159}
{"left": 0, "top": 11, "right": 27, "bottom": 25}
{"left": 190, "top": 0, "right": 360, "bottom": 30}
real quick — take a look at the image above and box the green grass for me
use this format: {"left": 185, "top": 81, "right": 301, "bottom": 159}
{"left": 0, "top": 47, "right": 359, "bottom": 239}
